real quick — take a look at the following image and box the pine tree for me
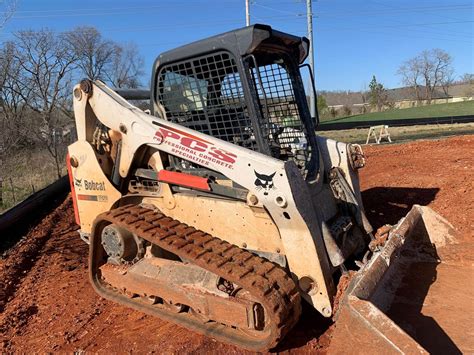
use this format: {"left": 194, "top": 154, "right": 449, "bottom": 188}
{"left": 368, "top": 75, "right": 388, "bottom": 112}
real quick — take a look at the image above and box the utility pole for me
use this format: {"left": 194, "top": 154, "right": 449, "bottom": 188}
{"left": 245, "top": 0, "right": 250, "bottom": 26}
{"left": 306, "top": 0, "right": 316, "bottom": 118}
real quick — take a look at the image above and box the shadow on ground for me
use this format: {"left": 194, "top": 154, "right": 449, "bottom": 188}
{"left": 383, "top": 217, "right": 461, "bottom": 354}
{"left": 273, "top": 302, "right": 332, "bottom": 352}
{"left": 362, "top": 186, "right": 439, "bottom": 228}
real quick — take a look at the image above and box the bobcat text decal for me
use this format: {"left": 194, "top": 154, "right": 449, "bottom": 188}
{"left": 154, "top": 124, "right": 237, "bottom": 169}
{"left": 74, "top": 179, "right": 106, "bottom": 191}
{"left": 74, "top": 178, "right": 108, "bottom": 202}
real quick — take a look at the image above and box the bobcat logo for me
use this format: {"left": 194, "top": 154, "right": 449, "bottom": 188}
{"left": 254, "top": 171, "right": 276, "bottom": 196}
{"left": 74, "top": 178, "right": 82, "bottom": 188}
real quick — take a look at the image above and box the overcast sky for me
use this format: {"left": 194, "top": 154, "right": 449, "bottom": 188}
{"left": 1, "top": 0, "right": 472, "bottom": 91}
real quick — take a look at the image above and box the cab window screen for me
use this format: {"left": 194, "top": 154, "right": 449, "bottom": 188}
{"left": 157, "top": 51, "right": 257, "bottom": 150}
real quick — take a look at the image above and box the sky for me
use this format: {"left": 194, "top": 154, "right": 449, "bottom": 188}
{"left": 1, "top": 0, "right": 472, "bottom": 91}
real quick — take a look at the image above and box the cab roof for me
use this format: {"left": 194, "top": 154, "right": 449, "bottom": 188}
{"left": 153, "top": 24, "right": 310, "bottom": 70}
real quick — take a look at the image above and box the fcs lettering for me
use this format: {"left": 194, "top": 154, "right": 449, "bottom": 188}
{"left": 158, "top": 127, "right": 179, "bottom": 141}
{"left": 181, "top": 137, "right": 207, "bottom": 152}
{"left": 156, "top": 126, "right": 237, "bottom": 165}
{"left": 209, "top": 147, "right": 237, "bottom": 164}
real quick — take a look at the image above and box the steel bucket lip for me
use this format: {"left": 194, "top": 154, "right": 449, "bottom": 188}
{"left": 330, "top": 205, "right": 457, "bottom": 354}
{"left": 343, "top": 205, "right": 456, "bottom": 302}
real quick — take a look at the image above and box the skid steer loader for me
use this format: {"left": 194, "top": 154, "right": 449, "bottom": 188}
{"left": 67, "top": 25, "right": 456, "bottom": 352}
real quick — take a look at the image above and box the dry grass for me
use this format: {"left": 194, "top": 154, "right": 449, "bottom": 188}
{"left": 0, "top": 147, "right": 66, "bottom": 213}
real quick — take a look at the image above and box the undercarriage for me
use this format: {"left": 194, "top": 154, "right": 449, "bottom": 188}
{"left": 90, "top": 204, "right": 301, "bottom": 350}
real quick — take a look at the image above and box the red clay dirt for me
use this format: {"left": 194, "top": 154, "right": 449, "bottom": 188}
{"left": 1, "top": 135, "right": 473, "bottom": 353}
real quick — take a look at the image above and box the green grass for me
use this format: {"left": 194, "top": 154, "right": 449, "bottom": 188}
{"left": 318, "top": 122, "right": 474, "bottom": 144}
{"left": 321, "top": 100, "right": 474, "bottom": 124}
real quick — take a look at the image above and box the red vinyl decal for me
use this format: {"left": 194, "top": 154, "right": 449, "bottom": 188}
{"left": 158, "top": 170, "right": 210, "bottom": 191}
{"left": 77, "top": 194, "right": 99, "bottom": 201}
{"left": 154, "top": 123, "right": 237, "bottom": 169}
{"left": 158, "top": 124, "right": 213, "bottom": 145}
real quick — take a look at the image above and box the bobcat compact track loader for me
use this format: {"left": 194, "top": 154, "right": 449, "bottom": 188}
{"left": 67, "top": 25, "right": 455, "bottom": 352}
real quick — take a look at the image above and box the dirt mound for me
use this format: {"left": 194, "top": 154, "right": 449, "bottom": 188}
{"left": 360, "top": 135, "right": 474, "bottom": 238}
{"left": 1, "top": 135, "right": 473, "bottom": 353}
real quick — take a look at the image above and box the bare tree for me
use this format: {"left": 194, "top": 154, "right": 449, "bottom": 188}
{"left": 0, "top": 26, "right": 144, "bottom": 179}
{"left": 421, "top": 49, "right": 453, "bottom": 102}
{"left": 459, "top": 73, "right": 474, "bottom": 97}
{"left": 65, "top": 26, "right": 116, "bottom": 81}
{"left": 0, "top": 0, "right": 17, "bottom": 30}
{"left": 65, "top": 27, "right": 144, "bottom": 89}
{"left": 440, "top": 66, "right": 455, "bottom": 96}
{"left": 397, "top": 57, "right": 422, "bottom": 101}
{"left": 460, "top": 73, "right": 474, "bottom": 84}
{"left": 0, "top": 41, "right": 32, "bottom": 154}
{"left": 106, "top": 43, "right": 144, "bottom": 88}
{"left": 12, "top": 29, "right": 78, "bottom": 178}
{"left": 342, "top": 105, "right": 352, "bottom": 116}
{"left": 398, "top": 49, "right": 453, "bottom": 103}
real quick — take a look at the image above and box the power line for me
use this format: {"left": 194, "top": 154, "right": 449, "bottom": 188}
{"left": 312, "top": 13, "right": 472, "bottom": 38}
{"left": 315, "top": 6, "right": 472, "bottom": 18}
{"left": 0, "top": 15, "right": 306, "bottom": 37}
{"left": 3, "top": 1, "right": 239, "bottom": 14}
{"left": 253, "top": 3, "right": 303, "bottom": 16}
{"left": 259, "top": 15, "right": 472, "bottom": 43}
{"left": 292, "top": 25, "right": 472, "bottom": 44}
{"left": 1, "top": 15, "right": 469, "bottom": 38}
{"left": 326, "top": 20, "right": 474, "bottom": 32}
{"left": 9, "top": 1, "right": 241, "bottom": 19}
{"left": 0, "top": 3, "right": 470, "bottom": 47}
{"left": 364, "top": 0, "right": 472, "bottom": 38}
{"left": 238, "top": 13, "right": 473, "bottom": 31}
{"left": 8, "top": 2, "right": 471, "bottom": 19}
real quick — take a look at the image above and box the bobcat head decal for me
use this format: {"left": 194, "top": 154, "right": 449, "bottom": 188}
{"left": 254, "top": 171, "right": 276, "bottom": 195}
{"left": 74, "top": 178, "right": 82, "bottom": 188}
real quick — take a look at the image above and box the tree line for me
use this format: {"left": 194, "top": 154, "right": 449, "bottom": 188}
{"left": 0, "top": 26, "right": 144, "bottom": 178}
{"left": 398, "top": 48, "right": 455, "bottom": 102}
{"left": 371, "top": 48, "right": 472, "bottom": 111}
{"left": 318, "top": 48, "right": 472, "bottom": 118}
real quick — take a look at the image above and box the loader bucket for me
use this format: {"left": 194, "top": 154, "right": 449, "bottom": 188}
{"left": 328, "top": 205, "right": 468, "bottom": 354}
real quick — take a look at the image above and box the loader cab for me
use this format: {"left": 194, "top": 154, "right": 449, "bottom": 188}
{"left": 151, "top": 24, "right": 319, "bottom": 178}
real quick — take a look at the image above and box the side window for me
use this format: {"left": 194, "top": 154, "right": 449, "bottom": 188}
{"left": 160, "top": 71, "right": 208, "bottom": 113}
{"left": 249, "top": 58, "right": 311, "bottom": 171}
{"left": 221, "top": 72, "right": 245, "bottom": 101}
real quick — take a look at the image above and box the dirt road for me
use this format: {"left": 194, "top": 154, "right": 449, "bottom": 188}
{"left": 1, "top": 135, "right": 473, "bottom": 353}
